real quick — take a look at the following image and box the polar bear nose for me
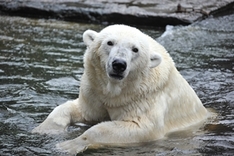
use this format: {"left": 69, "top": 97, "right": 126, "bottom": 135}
{"left": 112, "top": 59, "right": 127, "bottom": 73}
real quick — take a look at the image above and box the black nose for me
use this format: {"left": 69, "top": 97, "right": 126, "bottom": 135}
{"left": 112, "top": 59, "right": 127, "bottom": 73}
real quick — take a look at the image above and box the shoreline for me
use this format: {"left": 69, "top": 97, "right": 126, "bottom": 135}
{"left": 0, "top": 0, "right": 234, "bottom": 27}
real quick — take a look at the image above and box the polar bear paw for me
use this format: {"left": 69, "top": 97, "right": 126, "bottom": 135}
{"left": 32, "top": 118, "right": 66, "bottom": 134}
{"left": 56, "top": 138, "right": 89, "bottom": 154}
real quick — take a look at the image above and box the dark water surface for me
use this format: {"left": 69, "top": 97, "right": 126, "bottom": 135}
{"left": 0, "top": 13, "right": 233, "bottom": 155}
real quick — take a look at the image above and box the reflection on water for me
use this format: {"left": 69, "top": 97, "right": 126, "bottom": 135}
{"left": 0, "top": 13, "right": 234, "bottom": 155}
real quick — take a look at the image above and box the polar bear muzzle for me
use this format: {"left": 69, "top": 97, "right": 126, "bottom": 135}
{"left": 112, "top": 59, "right": 127, "bottom": 73}
{"left": 109, "top": 58, "right": 127, "bottom": 80}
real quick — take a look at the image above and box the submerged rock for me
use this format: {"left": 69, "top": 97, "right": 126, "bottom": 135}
{"left": 0, "top": 0, "right": 233, "bottom": 27}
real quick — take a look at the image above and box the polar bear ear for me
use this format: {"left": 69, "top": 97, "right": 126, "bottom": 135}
{"left": 83, "top": 30, "right": 98, "bottom": 46}
{"left": 150, "top": 53, "right": 162, "bottom": 68}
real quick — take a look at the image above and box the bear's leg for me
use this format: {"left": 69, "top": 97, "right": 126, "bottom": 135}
{"left": 32, "top": 98, "right": 83, "bottom": 134}
{"left": 57, "top": 120, "right": 157, "bottom": 154}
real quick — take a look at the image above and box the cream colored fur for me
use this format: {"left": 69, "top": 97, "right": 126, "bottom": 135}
{"left": 32, "top": 25, "right": 208, "bottom": 154}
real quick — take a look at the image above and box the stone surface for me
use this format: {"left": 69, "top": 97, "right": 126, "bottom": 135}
{"left": 0, "top": 0, "right": 234, "bottom": 27}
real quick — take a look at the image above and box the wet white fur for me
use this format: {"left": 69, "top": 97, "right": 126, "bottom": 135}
{"left": 32, "top": 25, "right": 208, "bottom": 154}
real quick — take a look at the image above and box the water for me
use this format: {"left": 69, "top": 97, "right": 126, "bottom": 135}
{"left": 0, "top": 13, "right": 233, "bottom": 155}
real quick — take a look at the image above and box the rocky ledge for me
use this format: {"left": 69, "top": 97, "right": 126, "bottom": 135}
{"left": 0, "top": 0, "right": 234, "bottom": 27}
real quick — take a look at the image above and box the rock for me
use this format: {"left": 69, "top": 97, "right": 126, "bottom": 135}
{"left": 0, "top": 0, "right": 233, "bottom": 27}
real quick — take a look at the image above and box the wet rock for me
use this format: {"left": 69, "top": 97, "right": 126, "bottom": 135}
{"left": 0, "top": 0, "right": 233, "bottom": 27}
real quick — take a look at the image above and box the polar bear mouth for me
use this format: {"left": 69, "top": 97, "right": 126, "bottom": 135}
{"left": 109, "top": 73, "right": 124, "bottom": 80}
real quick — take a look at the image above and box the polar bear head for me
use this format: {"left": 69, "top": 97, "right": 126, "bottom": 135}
{"left": 83, "top": 25, "right": 162, "bottom": 83}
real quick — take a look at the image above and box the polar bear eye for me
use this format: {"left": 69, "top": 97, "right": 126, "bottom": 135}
{"left": 107, "top": 41, "right": 113, "bottom": 46}
{"left": 132, "top": 47, "right": 139, "bottom": 53}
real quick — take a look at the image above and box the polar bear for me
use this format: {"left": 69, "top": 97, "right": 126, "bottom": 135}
{"left": 32, "top": 25, "right": 208, "bottom": 154}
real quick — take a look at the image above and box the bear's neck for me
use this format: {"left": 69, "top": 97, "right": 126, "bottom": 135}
{"left": 104, "top": 81, "right": 122, "bottom": 97}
